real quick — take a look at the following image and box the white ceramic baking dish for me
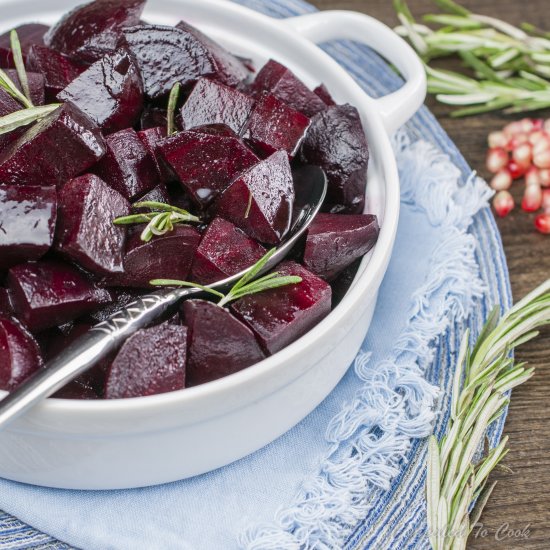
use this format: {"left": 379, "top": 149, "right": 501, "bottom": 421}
{"left": 0, "top": 0, "right": 426, "bottom": 489}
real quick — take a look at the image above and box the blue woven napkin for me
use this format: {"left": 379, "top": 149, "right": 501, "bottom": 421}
{"left": 0, "top": 0, "right": 511, "bottom": 548}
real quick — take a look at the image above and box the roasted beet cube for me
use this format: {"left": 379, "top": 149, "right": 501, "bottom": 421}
{"left": 176, "top": 21, "right": 248, "bottom": 89}
{"left": 301, "top": 104, "right": 368, "bottom": 214}
{"left": 55, "top": 174, "right": 130, "bottom": 275}
{"left": 45, "top": 0, "right": 145, "bottom": 64}
{"left": 27, "top": 45, "right": 83, "bottom": 101}
{"left": 314, "top": 84, "right": 336, "bottom": 106}
{"left": 0, "top": 104, "right": 105, "bottom": 188}
{"left": 231, "top": 261, "right": 332, "bottom": 354}
{"left": 58, "top": 48, "right": 143, "bottom": 133}
{"left": 93, "top": 128, "right": 158, "bottom": 201}
{"left": 7, "top": 260, "right": 112, "bottom": 332}
{"left": 134, "top": 183, "right": 170, "bottom": 206}
{"left": 253, "top": 59, "right": 326, "bottom": 117}
{"left": 105, "top": 323, "right": 187, "bottom": 398}
{"left": 180, "top": 78, "right": 255, "bottom": 135}
{"left": 242, "top": 93, "right": 310, "bottom": 159}
{"left": 0, "top": 288, "right": 13, "bottom": 318}
{"left": 0, "top": 185, "right": 57, "bottom": 270}
{"left": 182, "top": 299, "right": 265, "bottom": 386}
{"left": 136, "top": 126, "right": 173, "bottom": 183}
{"left": 4, "top": 69, "right": 45, "bottom": 106}
{"left": 0, "top": 87, "right": 21, "bottom": 117}
{"left": 121, "top": 25, "right": 218, "bottom": 100}
{"left": 158, "top": 131, "right": 258, "bottom": 207}
{"left": 114, "top": 225, "right": 200, "bottom": 288}
{"left": 303, "top": 213, "right": 379, "bottom": 280}
{"left": 190, "top": 217, "right": 265, "bottom": 284}
{"left": 0, "top": 318, "right": 43, "bottom": 391}
{"left": 0, "top": 23, "right": 48, "bottom": 68}
{"left": 212, "top": 150, "right": 294, "bottom": 244}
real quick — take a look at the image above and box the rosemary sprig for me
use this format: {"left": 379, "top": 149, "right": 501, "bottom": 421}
{"left": 10, "top": 30, "right": 32, "bottom": 105}
{"left": 394, "top": 0, "right": 550, "bottom": 116}
{"left": 167, "top": 82, "right": 180, "bottom": 136}
{"left": 151, "top": 248, "right": 303, "bottom": 306}
{"left": 427, "top": 279, "right": 550, "bottom": 550}
{"left": 113, "top": 201, "right": 201, "bottom": 243}
{"left": 0, "top": 104, "right": 61, "bottom": 135}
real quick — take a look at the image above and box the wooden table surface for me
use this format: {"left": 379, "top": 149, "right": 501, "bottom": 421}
{"left": 309, "top": 1, "right": 550, "bottom": 548}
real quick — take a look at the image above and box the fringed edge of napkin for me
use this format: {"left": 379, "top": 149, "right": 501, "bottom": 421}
{"left": 240, "top": 131, "right": 494, "bottom": 550}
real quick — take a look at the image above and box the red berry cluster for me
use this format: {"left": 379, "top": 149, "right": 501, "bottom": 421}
{"left": 487, "top": 118, "right": 550, "bottom": 234}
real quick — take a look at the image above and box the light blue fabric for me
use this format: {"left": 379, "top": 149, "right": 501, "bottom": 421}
{"left": 0, "top": 0, "right": 511, "bottom": 548}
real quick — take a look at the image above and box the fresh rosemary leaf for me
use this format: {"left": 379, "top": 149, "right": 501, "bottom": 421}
{"left": 0, "top": 68, "right": 32, "bottom": 109}
{"left": 10, "top": 30, "right": 32, "bottom": 105}
{"left": 167, "top": 82, "right": 180, "bottom": 136}
{"left": 0, "top": 104, "right": 60, "bottom": 135}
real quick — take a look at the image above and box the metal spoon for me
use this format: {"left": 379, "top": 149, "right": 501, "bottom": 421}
{"left": 0, "top": 166, "right": 327, "bottom": 430}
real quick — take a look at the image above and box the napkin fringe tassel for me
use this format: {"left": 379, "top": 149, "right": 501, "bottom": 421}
{"left": 240, "top": 132, "right": 492, "bottom": 550}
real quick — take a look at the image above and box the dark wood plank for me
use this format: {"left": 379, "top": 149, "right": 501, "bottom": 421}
{"left": 309, "top": 1, "right": 550, "bottom": 547}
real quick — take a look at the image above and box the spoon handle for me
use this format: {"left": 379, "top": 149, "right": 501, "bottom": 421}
{"left": 0, "top": 288, "right": 198, "bottom": 430}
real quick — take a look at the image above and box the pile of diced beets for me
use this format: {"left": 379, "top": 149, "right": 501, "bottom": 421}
{"left": 0, "top": 0, "right": 379, "bottom": 399}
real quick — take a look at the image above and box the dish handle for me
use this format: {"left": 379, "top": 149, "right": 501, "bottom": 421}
{"left": 283, "top": 11, "right": 427, "bottom": 135}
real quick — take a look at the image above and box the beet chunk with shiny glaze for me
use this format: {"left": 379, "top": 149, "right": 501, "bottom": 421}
{"left": 93, "top": 128, "right": 158, "bottom": 201}
{"left": 0, "top": 104, "right": 105, "bottom": 188}
{"left": 231, "top": 261, "right": 332, "bottom": 354}
{"left": 55, "top": 174, "right": 130, "bottom": 275}
{"left": 301, "top": 104, "right": 369, "bottom": 214}
{"left": 0, "top": 318, "right": 43, "bottom": 391}
{"left": 212, "top": 150, "right": 294, "bottom": 245}
{"left": 0, "top": 23, "right": 48, "bottom": 68}
{"left": 303, "top": 213, "right": 379, "bottom": 280}
{"left": 253, "top": 59, "right": 326, "bottom": 117}
{"left": 158, "top": 131, "right": 258, "bottom": 208}
{"left": 180, "top": 78, "right": 255, "bottom": 135}
{"left": 0, "top": 185, "right": 57, "bottom": 270}
{"left": 242, "top": 93, "right": 310, "bottom": 159}
{"left": 176, "top": 21, "right": 248, "bottom": 89}
{"left": 182, "top": 300, "right": 265, "bottom": 386}
{"left": 27, "top": 45, "right": 83, "bottom": 101}
{"left": 115, "top": 225, "right": 200, "bottom": 288}
{"left": 191, "top": 218, "right": 265, "bottom": 284}
{"left": 7, "top": 260, "right": 112, "bottom": 332}
{"left": 45, "top": 0, "right": 145, "bottom": 64}
{"left": 58, "top": 48, "right": 143, "bottom": 133}
{"left": 4, "top": 69, "right": 45, "bottom": 106}
{"left": 105, "top": 324, "right": 187, "bottom": 398}
{"left": 121, "top": 24, "right": 223, "bottom": 100}
{"left": 137, "top": 127, "right": 173, "bottom": 183}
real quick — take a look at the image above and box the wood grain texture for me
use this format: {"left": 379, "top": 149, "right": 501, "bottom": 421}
{"left": 308, "top": 1, "right": 550, "bottom": 548}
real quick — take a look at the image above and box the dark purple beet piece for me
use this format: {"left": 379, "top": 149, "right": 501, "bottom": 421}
{"left": 54, "top": 380, "right": 99, "bottom": 399}
{"left": 176, "top": 21, "right": 248, "bottom": 88}
{"left": 190, "top": 124, "right": 238, "bottom": 138}
{"left": 0, "top": 185, "right": 57, "bottom": 270}
{"left": 45, "top": 0, "right": 145, "bottom": 64}
{"left": 182, "top": 299, "right": 265, "bottom": 386}
{"left": 121, "top": 25, "right": 216, "bottom": 100}
{"left": 314, "top": 84, "right": 336, "bottom": 106}
{"left": 0, "top": 87, "right": 21, "bottom": 117}
{"left": 0, "top": 103, "right": 105, "bottom": 188}
{"left": 0, "top": 23, "right": 48, "bottom": 68}
{"left": 134, "top": 183, "right": 170, "bottom": 206}
{"left": 7, "top": 260, "right": 112, "bottom": 332}
{"left": 55, "top": 174, "right": 130, "bottom": 275}
{"left": 253, "top": 59, "right": 326, "bottom": 117}
{"left": 4, "top": 69, "right": 45, "bottom": 106}
{"left": 136, "top": 126, "right": 173, "bottom": 183}
{"left": 301, "top": 104, "right": 369, "bottom": 214}
{"left": 303, "top": 213, "right": 379, "bottom": 280}
{"left": 105, "top": 323, "right": 187, "bottom": 398}
{"left": 27, "top": 45, "right": 83, "bottom": 101}
{"left": 212, "top": 150, "right": 294, "bottom": 244}
{"left": 191, "top": 217, "right": 265, "bottom": 285}
{"left": 242, "top": 93, "right": 310, "bottom": 159}
{"left": 0, "top": 288, "right": 13, "bottom": 318}
{"left": 93, "top": 128, "right": 158, "bottom": 201}
{"left": 57, "top": 48, "right": 143, "bottom": 133}
{"left": 114, "top": 225, "right": 200, "bottom": 288}
{"left": 158, "top": 131, "right": 258, "bottom": 208}
{"left": 180, "top": 78, "right": 254, "bottom": 135}
{"left": 0, "top": 317, "right": 43, "bottom": 391}
{"left": 231, "top": 261, "right": 332, "bottom": 354}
